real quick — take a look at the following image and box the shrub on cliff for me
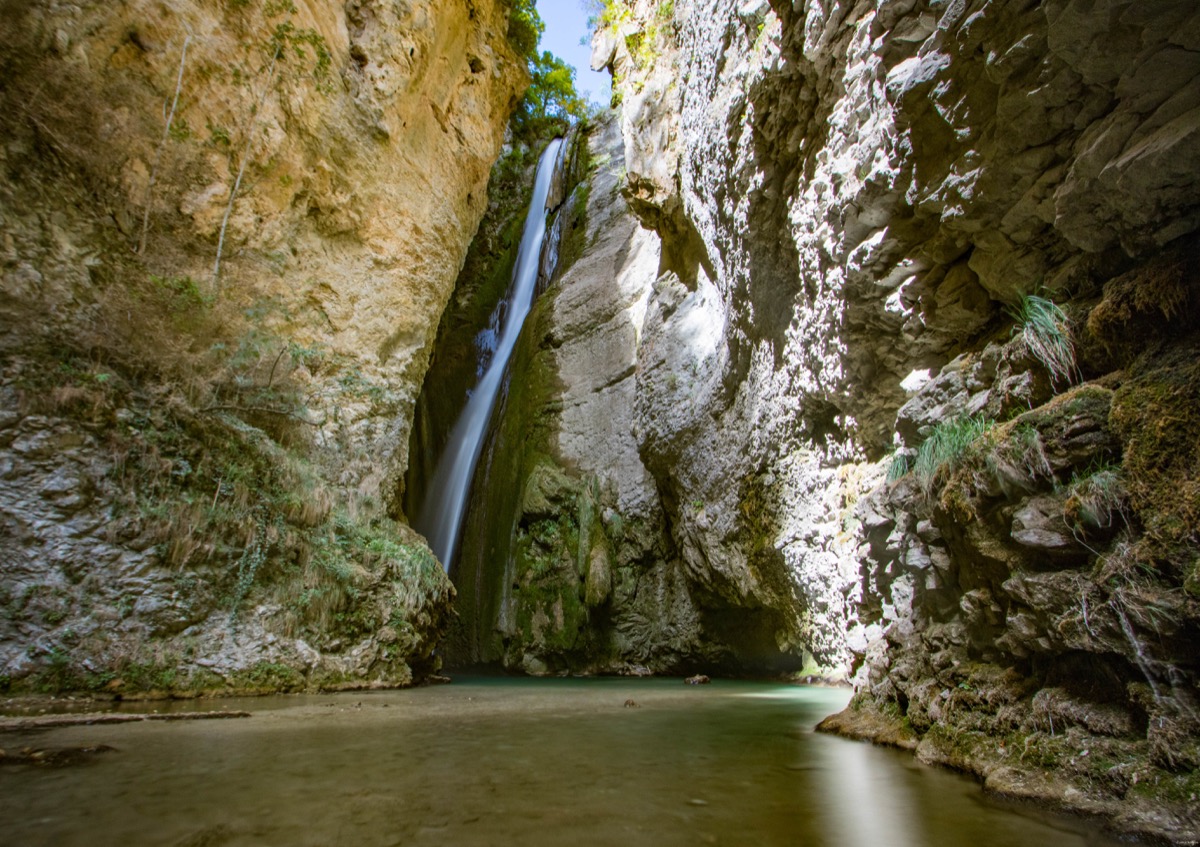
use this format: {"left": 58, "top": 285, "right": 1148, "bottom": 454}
{"left": 505, "top": 1, "right": 588, "bottom": 145}
{"left": 506, "top": 0, "right": 544, "bottom": 58}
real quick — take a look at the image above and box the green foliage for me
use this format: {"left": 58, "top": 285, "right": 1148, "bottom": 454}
{"left": 268, "top": 20, "right": 333, "bottom": 86}
{"left": 29, "top": 648, "right": 86, "bottom": 693}
{"left": 229, "top": 514, "right": 269, "bottom": 618}
{"left": 232, "top": 660, "right": 304, "bottom": 691}
{"left": 168, "top": 117, "right": 192, "bottom": 142}
{"left": 1008, "top": 293, "right": 1077, "bottom": 386}
{"left": 1110, "top": 348, "right": 1200, "bottom": 570}
{"left": 584, "top": 0, "right": 668, "bottom": 80}
{"left": 886, "top": 451, "right": 912, "bottom": 483}
{"left": 207, "top": 120, "right": 232, "bottom": 148}
{"left": 913, "top": 415, "right": 994, "bottom": 494}
{"left": 150, "top": 274, "right": 211, "bottom": 315}
{"left": 511, "top": 51, "right": 589, "bottom": 144}
{"left": 502, "top": 2, "right": 588, "bottom": 143}
{"left": 506, "top": 0, "right": 545, "bottom": 59}
{"left": 584, "top": 0, "right": 634, "bottom": 31}
{"left": 117, "top": 661, "right": 180, "bottom": 691}
{"left": 314, "top": 507, "right": 441, "bottom": 586}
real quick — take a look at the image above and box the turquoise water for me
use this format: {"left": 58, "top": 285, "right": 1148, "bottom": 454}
{"left": 0, "top": 678, "right": 1135, "bottom": 846}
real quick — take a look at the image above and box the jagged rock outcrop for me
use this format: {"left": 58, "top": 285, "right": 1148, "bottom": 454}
{"left": 0, "top": 0, "right": 524, "bottom": 692}
{"left": 588, "top": 0, "right": 1200, "bottom": 838}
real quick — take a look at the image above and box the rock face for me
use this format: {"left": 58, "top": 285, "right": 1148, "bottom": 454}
{"left": 574, "top": 0, "right": 1200, "bottom": 838}
{"left": 0, "top": 0, "right": 524, "bottom": 691}
{"left": 431, "top": 110, "right": 821, "bottom": 675}
{"left": 446, "top": 115, "right": 733, "bottom": 674}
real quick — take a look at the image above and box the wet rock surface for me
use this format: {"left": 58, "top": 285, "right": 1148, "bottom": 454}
{"left": 446, "top": 115, "right": 741, "bottom": 674}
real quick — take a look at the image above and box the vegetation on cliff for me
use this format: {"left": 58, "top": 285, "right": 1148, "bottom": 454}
{"left": 844, "top": 247, "right": 1200, "bottom": 840}
{"left": 0, "top": 0, "right": 526, "bottom": 694}
{"left": 506, "top": 0, "right": 589, "bottom": 143}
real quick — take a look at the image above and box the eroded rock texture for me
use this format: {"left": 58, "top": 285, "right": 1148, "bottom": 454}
{"left": 586, "top": 0, "right": 1200, "bottom": 838}
{"left": 442, "top": 117, "right": 737, "bottom": 674}
{"left": 0, "top": 0, "right": 524, "bottom": 691}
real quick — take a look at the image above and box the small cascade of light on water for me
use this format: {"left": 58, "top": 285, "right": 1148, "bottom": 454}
{"left": 416, "top": 137, "right": 565, "bottom": 570}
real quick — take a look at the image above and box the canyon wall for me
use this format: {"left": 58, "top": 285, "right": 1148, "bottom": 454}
{"left": 0, "top": 0, "right": 524, "bottom": 692}
{"left": 578, "top": 0, "right": 1199, "bottom": 838}
{"left": 444, "top": 116, "right": 755, "bottom": 674}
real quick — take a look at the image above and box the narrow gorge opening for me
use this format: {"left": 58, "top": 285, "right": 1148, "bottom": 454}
{"left": 413, "top": 137, "right": 566, "bottom": 572}
{"left": 0, "top": 0, "right": 1197, "bottom": 843}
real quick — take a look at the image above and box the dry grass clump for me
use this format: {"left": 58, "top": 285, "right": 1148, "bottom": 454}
{"left": 983, "top": 421, "right": 1053, "bottom": 496}
{"left": 1088, "top": 255, "right": 1195, "bottom": 348}
{"left": 1064, "top": 462, "right": 1128, "bottom": 537}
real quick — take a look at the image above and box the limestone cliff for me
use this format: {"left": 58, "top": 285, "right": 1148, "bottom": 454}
{"left": 582, "top": 0, "right": 1200, "bottom": 839}
{"left": 438, "top": 115, "right": 746, "bottom": 674}
{"left": 0, "top": 0, "right": 524, "bottom": 693}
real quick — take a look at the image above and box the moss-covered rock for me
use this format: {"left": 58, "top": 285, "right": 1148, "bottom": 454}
{"left": 1111, "top": 342, "right": 1200, "bottom": 572}
{"left": 0, "top": 347, "right": 453, "bottom": 696}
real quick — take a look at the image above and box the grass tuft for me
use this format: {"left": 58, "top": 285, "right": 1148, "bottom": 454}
{"left": 886, "top": 451, "right": 912, "bottom": 483}
{"left": 1065, "top": 461, "right": 1128, "bottom": 535}
{"left": 913, "top": 415, "right": 994, "bottom": 495}
{"left": 1008, "top": 293, "right": 1077, "bottom": 386}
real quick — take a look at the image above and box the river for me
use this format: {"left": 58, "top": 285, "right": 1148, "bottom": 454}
{"left": 0, "top": 678, "right": 1135, "bottom": 846}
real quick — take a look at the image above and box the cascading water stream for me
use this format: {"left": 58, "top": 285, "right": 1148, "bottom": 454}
{"left": 416, "top": 137, "right": 565, "bottom": 570}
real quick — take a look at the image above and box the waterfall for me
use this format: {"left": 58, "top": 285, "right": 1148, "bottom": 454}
{"left": 417, "top": 137, "right": 565, "bottom": 570}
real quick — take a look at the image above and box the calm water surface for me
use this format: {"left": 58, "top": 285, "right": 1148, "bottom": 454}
{"left": 0, "top": 678, "right": 1135, "bottom": 846}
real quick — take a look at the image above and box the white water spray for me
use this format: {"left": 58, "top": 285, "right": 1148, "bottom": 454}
{"left": 417, "top": 138, "right": 565, "bottom": 570}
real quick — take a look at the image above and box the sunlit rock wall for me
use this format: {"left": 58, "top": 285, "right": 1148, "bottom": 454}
{"left": 601, "top": 0, "right": 1200, "bottom": 836}
{"left": 449, "top": 116, "right": 738, "bottom": 674}
{"left": 2, "top": 0, "right": 525, "bottom": 502}
{"left": 0, "top": 0, "right": 524, "bottom": 690}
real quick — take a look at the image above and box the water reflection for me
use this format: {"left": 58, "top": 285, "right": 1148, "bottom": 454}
{"left": 0, "top": 679, "right": 1136, "bottom": 847}
{"left": 816, "top": 733, "right": 924, "bottom": 847}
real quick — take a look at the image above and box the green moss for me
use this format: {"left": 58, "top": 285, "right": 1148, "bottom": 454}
{"left": 1015, "top": 384, "right": 1114, "bottom": 435}
{"left": 735, "top": 471, "right": 793, "bottom": 609}
{"left": 555, "top": 181, "right": 592, "bottom": 279}
{"left": 1110, "top": 347, "right": 1200, "bottom": 570}
{"left": 1127, "top": 765, "right": 1200, "bottom": 805}
{"left": 1185, "top": 558, "right": 1200, "bottom": 598}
